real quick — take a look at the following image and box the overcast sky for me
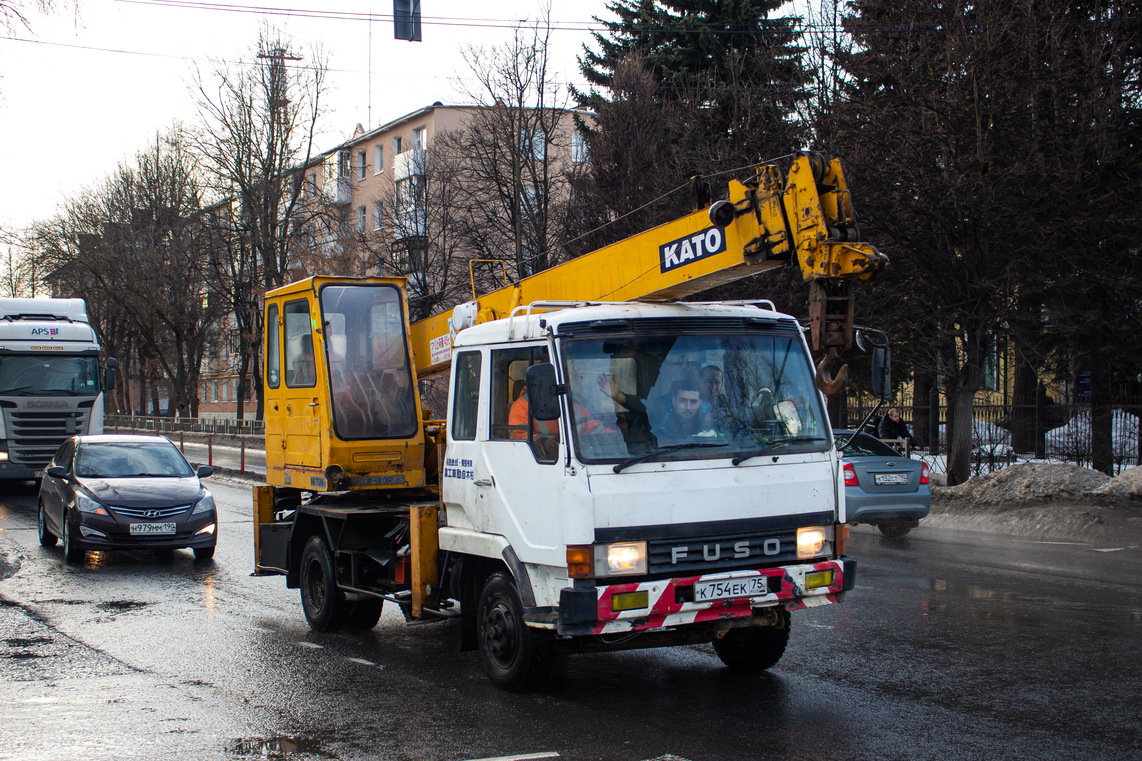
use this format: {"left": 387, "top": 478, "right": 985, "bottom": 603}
{"left": 0, "top": 0, "right": 610, "bottom": 238}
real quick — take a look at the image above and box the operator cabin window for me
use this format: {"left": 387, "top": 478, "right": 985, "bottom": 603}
{"left": 451, "top": 352, "right": 481, "bottom": 441}
{"left": 357, "top": 150, "right": 367, "bottom": 181}
{"left": 490, "top": 347, "right": 556, "bottom": 464}
{"left": 283, "top": 300, "right": 316, "bottom": 388}
{"left": 375, "top": 144, "right": 384, "bottom": 174}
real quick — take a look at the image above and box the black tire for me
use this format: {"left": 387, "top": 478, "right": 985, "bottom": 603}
{"left": 713, "top": 610, "right": 791, "bottom": 672}
{"left": 345, "top": 599, "right": 383, "bottom": 631}
{"left": 477, "top": 572, "right": 553, "bottom": 691}
{"left": 38, "top": 501, "right": 57, "bottom": 547}
{"left": 300, "top": 535, "right": 347, "bottom": 632}
{"left": 193, "top": 546, "right": 216, "bottom": 561}
{"left": 878, "top": 519, "right": 914, "bottom": 539}
{"left": 62, "top": 510, "right": 84, "bottom": 565}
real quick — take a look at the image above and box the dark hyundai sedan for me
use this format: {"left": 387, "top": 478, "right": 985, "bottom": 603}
{"left": 835, "top": 429, "right": 931, "bottom": 538}
{"left": 37, "top": 434, "right": 217, "bottom": 563}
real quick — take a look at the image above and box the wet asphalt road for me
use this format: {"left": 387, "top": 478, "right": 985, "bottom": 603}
{"left": 1, "top": 475, "right": 1140, "bottom": 761}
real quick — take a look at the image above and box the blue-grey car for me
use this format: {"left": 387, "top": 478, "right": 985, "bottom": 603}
{"left": 835, "top": 429, "right": 931, "bottom": 538}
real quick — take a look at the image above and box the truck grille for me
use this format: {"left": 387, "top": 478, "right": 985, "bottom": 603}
{"left": 646, "top": 527, "right": 798, "bottom": 576}
{"left": 2, "top": 409, "right": 89, "bottom": 469}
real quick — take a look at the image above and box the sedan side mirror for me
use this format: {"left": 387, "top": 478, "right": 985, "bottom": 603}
{"left": 45, "top": 466, "right": 66, "bottom": 479}
{"left": 196, "top": 465, "right": 214, "bottom": 479}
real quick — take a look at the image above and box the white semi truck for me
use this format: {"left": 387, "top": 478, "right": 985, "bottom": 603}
{"left": 0, "top": 297, "right": 117, "bottom": 481}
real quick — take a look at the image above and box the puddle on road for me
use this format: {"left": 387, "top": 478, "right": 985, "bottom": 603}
{"left": 225, "top": 736, "right": 325, "bottom": 759}
{"left": 96, "top": 600, "right": 150, "bottom": 614}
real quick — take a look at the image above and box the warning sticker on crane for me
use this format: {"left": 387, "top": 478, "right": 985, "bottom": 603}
{"left": 659, "top": 227, "right": 726, "bottom": 273}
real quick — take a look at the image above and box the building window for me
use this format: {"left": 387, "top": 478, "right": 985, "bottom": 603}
{"left": 522, "top": 131, "right": 545, "bottom": 161}
{"left": 374, "top": 200, "right": 384, "bottom": 230}
{"left": 413, "top": 125, "right": 427, "bottom": 150}
{"left": 212, "top": 381, "right": 219, "bottom": 403}
{"left": 358, "top": 150, "right": 367, "bottom": 180}
{"left": 375, "top": 144, "right": 384, "bottom": 174}
{"left": 307, "top": 172, "right": 317, "bottom": 197}
{"left": 572, "top": 131, "right": 588, "bottom": 164}
{"left": 393, "top": 135, "right": 403, "bottom": 158}
{"left": 339, "top": 209, "right": 350, "bottom": 234}
{"left": 357, "top": 205, "right": 366, "bottom": 233}
{"left": 338, "top": 150, "right": 350, "bottom": 178}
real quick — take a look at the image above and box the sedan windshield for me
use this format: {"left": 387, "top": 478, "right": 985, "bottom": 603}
{"left": 75, "top": 442, "right": 195, "bottom": 478}
{"left": 564, "top": 331, "right": 829, "bottom": 465}
{"left": 0, "top": 354, "right": 100, "bottom": 395}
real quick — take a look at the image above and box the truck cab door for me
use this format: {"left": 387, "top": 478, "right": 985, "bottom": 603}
{"left": 280, "top": 298, "right": 323, "bottom": 470}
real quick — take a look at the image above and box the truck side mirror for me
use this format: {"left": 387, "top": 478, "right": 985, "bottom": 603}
{"left": 104, "top": 357, "right": 118, "bottom": 391}
{"left": 525, "top": 363, "right": 563, "bottom": 421}
{"left": 871, "top": 345, "right": 891, "bottom": 400}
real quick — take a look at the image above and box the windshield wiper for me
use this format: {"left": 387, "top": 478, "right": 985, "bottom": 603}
{"left": 0, "top": 386, "right": 32, "bottom": 395}
{"left": 732, "top": 436, "right": 828, "bottom": 466}
{"left": 613, "top": 442, "right": 728, "bottom": 473}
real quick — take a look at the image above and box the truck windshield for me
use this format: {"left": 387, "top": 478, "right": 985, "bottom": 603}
{"left": 563, "top": 332, "right": 829, "bottom": 465}
{"left": 0, "top": 354, "right": 100, "bottom": 395}
{"left": 320, "top": 283, "right": 418, "bottom": 439}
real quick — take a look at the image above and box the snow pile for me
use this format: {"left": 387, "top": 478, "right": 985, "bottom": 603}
{"left": 939, "top": 463, "right": 1111, "bottom": 504}
{"left": 1092, "top": 466, "right": 1142, "bottom": 500}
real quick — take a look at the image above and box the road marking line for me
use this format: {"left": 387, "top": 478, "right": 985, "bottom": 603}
{"left": 297, "top": 641, "right": 324, "bottom": 649}
{"left": 346, "top": 657, "right": 376, "bottom": 666}
{"left": 459, "top": 749, "right": 557, "bottom": 754}
{"left": 1094, "top": 547, "right": 1125, "bottom": 553}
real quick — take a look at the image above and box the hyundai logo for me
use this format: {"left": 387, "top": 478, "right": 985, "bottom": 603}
{"left": 144, "top": 510, "right": 162, "bottom": 519}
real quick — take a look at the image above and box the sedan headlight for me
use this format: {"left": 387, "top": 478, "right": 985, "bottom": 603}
{"left": 191, "top": 491, "right": 216, "bottom": 516}
{"left": 75, "top": 492, "right": 107, "bottom": 516}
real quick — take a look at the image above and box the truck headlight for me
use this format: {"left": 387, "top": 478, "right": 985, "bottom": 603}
{"left": 596, "top": 541, "right": 647, "bottom": 577}
{"left": 796, "top": 526, "right": 829, "bottom": 559}
{"left": 0, "top": 440, "right": 8, "bottom": 462}
{"left": 566, "top": 541, "right": 649, "bottom": 579}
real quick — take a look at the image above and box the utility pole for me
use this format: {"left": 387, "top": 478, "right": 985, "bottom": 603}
{"left": 257, "top": 45, "right": 303, "bottom": 130}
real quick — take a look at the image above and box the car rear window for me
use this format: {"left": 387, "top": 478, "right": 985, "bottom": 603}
{"left": 837, "top": 432, "right": 902, "bottom": 457}
{"left": 75, "top": 442, "right": 195, "bottom": 478}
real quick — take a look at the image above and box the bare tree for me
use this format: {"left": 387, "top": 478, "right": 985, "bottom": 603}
{"left": 192, "top": 27, "right": 329, "bottom": 418}
{"left": 32, "top": 128, "right": 225, "bottom": 417}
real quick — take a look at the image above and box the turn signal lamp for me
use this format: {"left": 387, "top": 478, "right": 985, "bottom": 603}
{"left": 567, "top": 545, "right": 593, "bottom": 579}
{"left": 920, "top": 462, "right": 930, "bottom": 485}
{"left": 797, "top": 526, "right": 827, "bottom": 559}
{"left": 843, "top": 463, "right": 858, "bottom": 486}
{"left": 836, "top": 524, "right": 850, "bottom": 555}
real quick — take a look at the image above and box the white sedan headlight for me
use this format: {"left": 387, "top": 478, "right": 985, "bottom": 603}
{"left": 191, "top": 491, "right": 216, "bottom": 516}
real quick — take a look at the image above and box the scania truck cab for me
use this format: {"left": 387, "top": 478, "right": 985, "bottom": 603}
{"left": 0, "top": 298, "right": 116, "bottom": 481}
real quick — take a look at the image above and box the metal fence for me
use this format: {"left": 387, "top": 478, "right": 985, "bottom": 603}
{"left": 105, "top": 414, "right": 264, "bottom": 436}
{"left": 844, "top": 402, "right": 1142, "bottom": 476}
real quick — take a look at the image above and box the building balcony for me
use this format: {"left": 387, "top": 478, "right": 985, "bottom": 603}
{"left": 394, "top": 148, "right": 428, "bottom": 181}
{"left": 323, "top": 176, "right": 352, "bottom": 206}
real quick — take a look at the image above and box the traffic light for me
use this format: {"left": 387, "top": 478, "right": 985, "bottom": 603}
{"left": 394, "top": 0, "right": 422, "bottom": 42}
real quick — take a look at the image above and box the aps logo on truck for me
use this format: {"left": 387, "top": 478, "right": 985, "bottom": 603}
{"left": 30, "top": 327, "right": 59, "bottom": 337}
{"left": 659, "top": 226, "right": 727, "bottom": 274}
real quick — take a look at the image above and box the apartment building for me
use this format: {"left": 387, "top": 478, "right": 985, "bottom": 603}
{"left": 198, "top": 101, "right": 589, "bottom": 419}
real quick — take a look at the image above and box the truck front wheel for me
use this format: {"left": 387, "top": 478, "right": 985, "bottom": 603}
{"left": 300, "top": 535, "right": 347, "bottom": 632}
{"left": 713, "top": 609, "right": 791, "bottom": 672}
{"left": 477, "top": 572, "right": 553, "bottom": 691}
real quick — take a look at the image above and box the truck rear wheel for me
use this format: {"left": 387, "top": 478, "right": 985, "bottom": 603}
{"left": 477, "top": 572, "right": 553, "bottom": 691}
{"left": 713, "top": 610, "right": 790, "bottom": 672}
{"left": 300, "top": 535, "right": 347, "bottom": 632}
{"left": 345, "top": 599, "right": 383, "bottom": 631}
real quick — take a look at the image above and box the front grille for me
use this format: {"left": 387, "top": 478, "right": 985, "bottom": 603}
{"left": 3, "top": 409, "right": 89, "bottom": 468}
{"left": 111, "top": 505, "right": 191, "bottom": 519}
{"left": 647, "top": 527, "right": 798, "bottom": 576}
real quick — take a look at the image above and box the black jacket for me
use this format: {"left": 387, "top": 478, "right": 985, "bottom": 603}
{"left": 878, "top": 415, "right": 915, "bottom": 444}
